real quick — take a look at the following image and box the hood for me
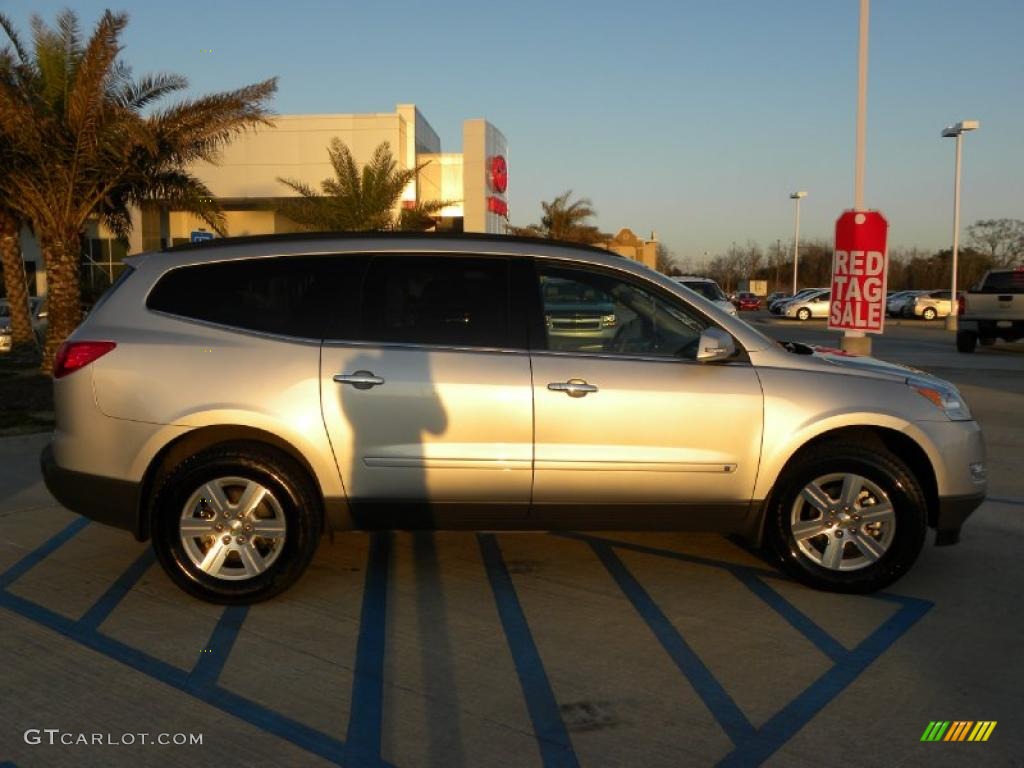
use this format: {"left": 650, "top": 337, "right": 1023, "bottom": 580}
{"left": 799, "top": 343, "right": 951, "bottom": 386}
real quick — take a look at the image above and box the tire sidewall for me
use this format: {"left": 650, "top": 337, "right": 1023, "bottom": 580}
{"left": 152, "top": 451, "right": 318, "bottom": 603}
{"left": 769, "top": 450, "right": 926, "bottom": 593}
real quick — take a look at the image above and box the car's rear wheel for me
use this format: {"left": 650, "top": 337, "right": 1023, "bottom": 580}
{"left": 922, "top": 307, "right": 937, "bottom": 320}
{"left": 767, "top": 443, "right": 927, "bottom": 593}
{"left": 956, "top": 330, "right": 978, "bottom": 353}
{"left": 797, "top": 308, "right": 811, "bottom": 321}
{"left": 151, "top": 443, "right": 322, "bottom": 604}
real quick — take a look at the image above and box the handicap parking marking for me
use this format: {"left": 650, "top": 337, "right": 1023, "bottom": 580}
{"left": 1, "top": 517, "right": 932, "bottom": 768}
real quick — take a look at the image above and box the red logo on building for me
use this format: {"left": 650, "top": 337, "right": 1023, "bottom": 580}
{"left": 489, "top": 155, "right": 508, "bottom": 193}
{"left": 487, "top": 197, "right": 508, "bottom": 217}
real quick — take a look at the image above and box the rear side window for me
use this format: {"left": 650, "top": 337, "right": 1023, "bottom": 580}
{"left": 980, "top": 270, "right": 1024, "bottom": 293}
{"left": 147, "top": 255, "right": 367, "bottom": 339}
{"left": 361, "top": 255, "right": 510, "bottom": 348}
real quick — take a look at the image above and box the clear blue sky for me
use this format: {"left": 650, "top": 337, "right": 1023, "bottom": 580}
{"left": 5, "top": 0, "right": 1022, "bottom": 262}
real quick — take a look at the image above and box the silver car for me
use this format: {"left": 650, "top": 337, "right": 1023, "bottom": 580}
{"left": 0, "top": 297, "right": 46, "bottom": 351}
{"left": 784, "top": 289, "right": 831, "bottom": 320}
{"left": 42, "top": 234, "right": 986, "bottom": 603}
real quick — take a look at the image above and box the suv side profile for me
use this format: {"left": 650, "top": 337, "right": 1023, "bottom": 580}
{"left": 42, "top": 234, "right": 986, "bottom": 603}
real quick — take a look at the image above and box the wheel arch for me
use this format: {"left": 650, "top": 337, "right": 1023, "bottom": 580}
{"left": 138, "top": 425, "right": 337, "bottom": 541}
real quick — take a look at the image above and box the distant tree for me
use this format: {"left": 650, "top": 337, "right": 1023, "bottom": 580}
{"left": 966, "top": 219, "right": 1024, "bottom": 266}
{"left": 655, "top": 242, "right": 678, "bottom": 274}
{"left": 538, "top": 190, "right": 609, "bottom": 244}
{"left": 278, "top": 140, "right": 453, "bottom": 232}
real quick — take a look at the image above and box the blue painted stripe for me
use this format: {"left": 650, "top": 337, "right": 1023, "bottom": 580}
{"left": 729, "top": 569, "right": 847, "bottom": 663}
{"left": 190, "top": 605, "right": 249, "bottom": 686}
{"left": 345, "top": 532, "right": 391, "bottom": 768}
{"left": 0, "top": 588, "right": 397, "bottom": 768}
{"left": 588, "top": 541, "right": 756, "bottom": 746}
{"left": 716, "top": 596, "right": 932, "bottom": 767}
{"left": 478, "top": 533, "right": 579, "bottom": 768}
{"left": 0, "top": 517, "right": 89, "bottom": 589}
{"left": 76, "top": 548, "right": 156, "bottom": 631}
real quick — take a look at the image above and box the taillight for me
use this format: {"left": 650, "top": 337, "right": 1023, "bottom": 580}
{"left": 957, "top": 295, "right": 965, "bottom": 316}
{"left": 53, "top": 341, "right": 116, "bottom": 378}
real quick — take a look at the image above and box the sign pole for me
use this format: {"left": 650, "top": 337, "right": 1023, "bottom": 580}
{"left": 842, "top": 0, "right": 873, "bottom": 355}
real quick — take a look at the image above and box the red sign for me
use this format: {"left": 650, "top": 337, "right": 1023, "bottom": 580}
{"left": 489, "top": 155, "right": 508, "bottom": 193}
{"left": 828, "top": 210, "right": 888, "bottom": 333}
{"left": 487, "top": 196, "right": 508, "bottom": 217}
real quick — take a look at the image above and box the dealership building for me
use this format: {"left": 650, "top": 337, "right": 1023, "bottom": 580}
{"left": 17, "top": 104, "right": 510, "bottom": 294}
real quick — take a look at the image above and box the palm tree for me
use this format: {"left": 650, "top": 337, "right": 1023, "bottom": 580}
{"left": 0, "top": 208, "right": 34, "bottom": 351}
{"left": 538, "top": 190, "right": 608, "bottom": 244}
{"left": 0, "top": 10, "right": 276, "bottom": 371}
{"left": 278, "top": 139, "right": 453, "bottom": 232}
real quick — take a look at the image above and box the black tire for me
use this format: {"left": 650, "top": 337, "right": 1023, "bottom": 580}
{"left": 766, "top": 443, "right": 927, "bottom": 593}
{"left": 922, "top": 307, "right": 937, "bottom": 320}
{"left": 797, "top": 308, "right": 811, "bottom": 321}
{"left": 151, "top": 442, "right": 322, "bottom": 604}
{"left": 956, "top": 330, "right": 978, "bottom": 353}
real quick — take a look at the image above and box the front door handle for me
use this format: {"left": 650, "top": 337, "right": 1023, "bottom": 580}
{"left": 334, "top": 370, "right": 385, "bottom": 390}
{"left": 547, "top": 379, "right": 598, "bottom": 397}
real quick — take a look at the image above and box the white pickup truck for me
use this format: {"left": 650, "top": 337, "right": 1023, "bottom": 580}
{"left": 956, "top": 267, "right": 1024, "bottom": 352}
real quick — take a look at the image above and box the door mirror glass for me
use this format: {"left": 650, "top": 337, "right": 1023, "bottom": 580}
{"left": 696, "top": 327, "right": 736, "bottom": 362}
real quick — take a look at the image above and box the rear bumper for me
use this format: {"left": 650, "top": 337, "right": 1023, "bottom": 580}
{"left": 933, "top": 492, "right": 986, "bottom": 546}
{"left": 41, "top": 443, "right": 144, "bottom": 540}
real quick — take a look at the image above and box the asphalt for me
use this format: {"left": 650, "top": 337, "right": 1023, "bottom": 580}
{"left": 1, "top": 316, "right": 1022, "bottom": 768}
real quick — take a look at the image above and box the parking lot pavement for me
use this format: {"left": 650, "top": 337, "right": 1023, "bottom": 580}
{"left": 3, "top": 330, "right": 1023, "bottom": 768}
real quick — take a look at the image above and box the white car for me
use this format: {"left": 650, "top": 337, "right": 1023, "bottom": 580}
{"left": 0, "top": 297, "right": 46, "bottom": 352}
{"left": 785, "top": 289, "right": 831, "bottom": 320}
{"left": 671, "top": 276, "right": 738, "bottom": 316}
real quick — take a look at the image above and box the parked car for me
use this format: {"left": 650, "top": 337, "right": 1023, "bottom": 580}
{"left": 956, "top": 267, "right": 1024, "bottom": 352}
{"left": 771, "top": 288, "right": 822, "bottom": 315}
{"left": 42, "top": 233, "right": 986, "bottom": 603}
{"left": 766, "top": 291, "right": 789, "bottom": 306}
{"left": 886, "top": 290, "right": 922, "bottom": 317}
{"left": 542, "top": 276, "right": 618, "bottom": 351}
{"left": 784, "top": 289, "right": 831, "bottom": 320}
{"left": 733, "top": 291, "right": 761, "bottom": 311}
{"left": 905, "top": 290, "right": 959, "bottom": 320}
{"left": 0, "top": 297, "right": 46, "bottom": 352}
{"left": 671, "top": 276, "right": 738, "bottom": 316}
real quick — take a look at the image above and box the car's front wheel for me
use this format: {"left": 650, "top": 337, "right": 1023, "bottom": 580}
{"left": 797, "top": 308, "right": 811, "bottom": 321}
{"left": 767, "top": 443, "right": 927, "bottom": 593}
{"left": 151, "top": 443, "right": 322, "bottom": 604}
{"left": 922, "top": 307, "right": 937, "bottom": 320}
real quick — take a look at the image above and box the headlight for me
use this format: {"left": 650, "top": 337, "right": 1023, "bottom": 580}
{"left": 907, "top": 376, "right": 971, "bottom": 421}
{"left": 601, "top": 313, "right": 616, "bottom": 328}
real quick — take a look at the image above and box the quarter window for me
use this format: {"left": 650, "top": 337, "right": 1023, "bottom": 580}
{"left": 146, "top": 255, "right": 367, "bottom": 339}
{"left": 537, "top": 265, "right": 708, "bottom": 358}
{"left": 361, "top": 256, "right": 510, "bottom": 348}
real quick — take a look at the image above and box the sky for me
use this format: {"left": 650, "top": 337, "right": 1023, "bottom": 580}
{"left": 3, "top": 0, "right": 1022, "bottom": 264}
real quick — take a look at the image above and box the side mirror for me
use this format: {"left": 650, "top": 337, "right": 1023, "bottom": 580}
{"left": 696, "top": 327, "right": 737, "bottom": 362}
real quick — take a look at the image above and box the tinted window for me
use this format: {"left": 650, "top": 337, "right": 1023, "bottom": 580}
{"left": 981, "top": 270, "right": 1024, "bottom": 293}
{"left": 361, "top": 256, "right": 510, "bottom": 348}
{"left": 147, "top": 255, "right": 367, "bottom": 339}
{"left": 539, "top": 265, "right": 707, "bottom": 358}
{"left": 681, "top": 280, "right": 726, "bottom": 302}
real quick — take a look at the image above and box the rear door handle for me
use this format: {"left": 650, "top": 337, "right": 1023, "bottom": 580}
{"left": 334, "top": 370, "right": 385, "bottom": 389}
{"left": 547, "top": 379, "right": 598, "bottom": 397}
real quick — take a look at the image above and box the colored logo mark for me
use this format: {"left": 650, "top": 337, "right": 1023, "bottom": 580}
{"left": 920, "top": 721, "right": 997, "bottom": 742}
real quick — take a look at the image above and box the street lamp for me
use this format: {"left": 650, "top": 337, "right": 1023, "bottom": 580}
{"left": 941, "top": 120, "right": 979, "bottom": 331}
{"left": 790, "top": 191, "right": 807, "bottom": 295}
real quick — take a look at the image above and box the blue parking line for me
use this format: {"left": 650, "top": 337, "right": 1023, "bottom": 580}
{"left": 76, "top": 548, "right": 156, "bottom": 632}
{"left": 190, "top": 605, "right": 249, "bottom": 686}
{"left": 345, "top": 532, "right": 391, "bottom": 768}
{"left": 729, "top": 569, "right": 847, "bottom": 663}
{"left": 0, "top": 517, "right": 89, "bottom": 589}
{"left": 478, "top": 533, "right": 579, "bottom": 768}
{"left": 717, "top": 594, "right": 932, "bottom": 767}
{"left": 587, "top": 540, "right": 756, "bottom": 746}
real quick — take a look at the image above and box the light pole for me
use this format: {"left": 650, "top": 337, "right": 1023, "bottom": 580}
{"left": 941, "top": 120, "right": 980, "bottom": 331}
{"left": 790, "top": 191, "right": 807, "bottom": 295}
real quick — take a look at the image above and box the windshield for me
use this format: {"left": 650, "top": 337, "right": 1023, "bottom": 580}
{"left": 681, "top": 280, "right": 726, "bottom": 302}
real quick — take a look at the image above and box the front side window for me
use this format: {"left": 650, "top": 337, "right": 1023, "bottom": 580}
{"left": 361, "top": 256, "right": 510, "bottom": 348}
{"left": 537, "top": 265, "right": 708, "bottom": 358}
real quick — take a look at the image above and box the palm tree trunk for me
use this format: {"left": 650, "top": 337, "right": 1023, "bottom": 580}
{"left": 0, "top": 211, "right": 36, "bottom": 351}
{"left": 39, "top": 230, "right": 83, "bottom": 374}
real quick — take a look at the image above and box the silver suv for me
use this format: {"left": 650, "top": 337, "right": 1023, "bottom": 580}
{"left": 42, "top": 234, "right": 987, "bottom": 603}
